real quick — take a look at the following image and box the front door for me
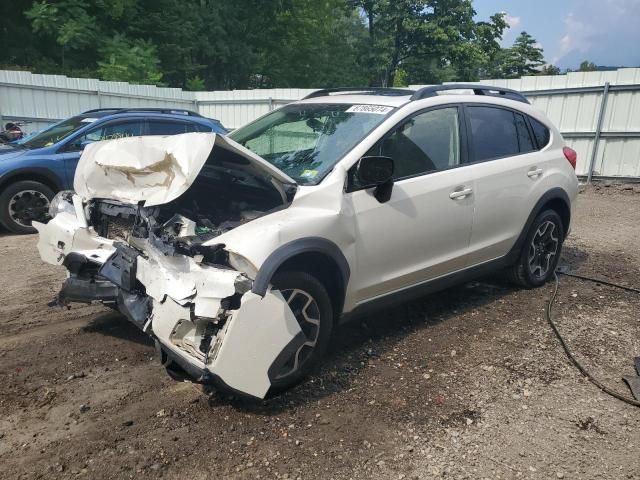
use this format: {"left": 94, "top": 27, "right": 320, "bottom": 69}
{"left": 60, "top": 119, "right": 146, "bottom": 185}
{"left": 346, "top": 106, "right": 475, "bottom": 305}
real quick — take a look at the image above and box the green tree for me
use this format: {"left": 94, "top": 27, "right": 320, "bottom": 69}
{"left": 578, "top": 60, "right": 598, "bottom": 72}
{"left": 539, "top": 64, "right": 561, "bottom": 76}
{"left": 185, "top": 76, "right": 205, "bottom": 91}
{"left": 351, "top": 0, "right": 508, "bottom": 86}
{"left": 5, "top": 0, "right": 530, "bottom": 89}
{"left": 488, "top": 31, "right": 545, "bottom": 78}
{"left": 25, "top": 0, "right": 98, "bottom": 73}
{"left": 508, "top": 31, "right": 544, "bottom": 77}
{"left": 97, "top": 34, "right": 162, "bottom": 84}
{"left": 256, "top": 0, "right": 369, "bottom": 87}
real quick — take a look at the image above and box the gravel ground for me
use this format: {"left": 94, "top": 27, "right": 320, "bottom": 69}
{"left": 1, "top": 186, "right": 639, "bottom": 479}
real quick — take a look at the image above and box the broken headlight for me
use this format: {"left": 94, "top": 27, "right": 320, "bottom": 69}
{"left": 48, "top": 190, "right": 75, "bottom": 219}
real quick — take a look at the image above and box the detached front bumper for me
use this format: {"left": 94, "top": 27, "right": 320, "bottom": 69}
{"left": 34, "top": 210, "right": 304, "bottom": 399}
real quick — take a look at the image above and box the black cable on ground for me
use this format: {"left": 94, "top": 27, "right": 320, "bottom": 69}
{"left": 547, "top": 270, "right": 640, "bottom": 408}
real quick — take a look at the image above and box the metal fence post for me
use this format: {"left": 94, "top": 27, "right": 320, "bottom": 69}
{"left": 587, "top": 81, "right": 611, "bottom": 183}
{"left": 268, "top": 97, "right": 273, "bottom": 111}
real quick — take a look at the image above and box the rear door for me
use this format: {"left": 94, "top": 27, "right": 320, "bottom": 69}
{"left": 347, "top": 105, "right": 476, "bottom": 303}
{"left": 464, "top": 104, "right": 546, "bottom": 265}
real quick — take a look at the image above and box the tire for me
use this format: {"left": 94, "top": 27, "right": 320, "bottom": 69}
{"left": 0, "top": 180, "right": 54, "bottom": 234}
{"left": 268, "top": 271, "right": 334, "bottom": 394}
{"left": 507, "top": 209, "right": 565, "bottom": 288}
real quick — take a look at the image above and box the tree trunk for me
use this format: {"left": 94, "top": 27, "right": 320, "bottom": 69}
{"left": 363, "top": 1, "right": 376, "bottom": 86}
{"left": 385, "top": 17, "right": 403, "bottom": 87}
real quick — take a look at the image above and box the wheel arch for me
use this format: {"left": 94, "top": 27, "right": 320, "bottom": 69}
{"left": 507, "top": 187, "right": 571, "bottom": 264}
{"left": 251, "top": 237, "right": 350, "bottom": 319}
{"left": 0, "top": 168, "right": 63, "bottom": 194}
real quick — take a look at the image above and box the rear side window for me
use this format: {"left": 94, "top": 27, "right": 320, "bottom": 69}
{"left": 148, "top": 121, "right": 187, "bottom": 136}
{"left": 529, "top": 117, "right": 551, "bottom": 149}
{"left": 193, "top": 123, "right": 213, "bottom": 132}
{"left": 467, "top": 106, "right": 536, "bottom": 162}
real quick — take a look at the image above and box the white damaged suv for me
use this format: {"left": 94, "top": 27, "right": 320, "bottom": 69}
{"left": 36, "top": 85, "right": 579, "bottom": 399}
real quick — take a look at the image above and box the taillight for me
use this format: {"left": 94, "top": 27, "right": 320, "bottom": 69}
{"left": 563, "top": 146, "right": 577, "bottom": 170}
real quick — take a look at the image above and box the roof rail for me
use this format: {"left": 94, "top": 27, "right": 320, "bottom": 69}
{"left": 302, "top": 87, "right": 414, "bottom": 99}
{"left": 82, "top": 107, "right": 202, "bottom": 117}
{"left": 410, "top": 84, "right": 529, "bottom": 104}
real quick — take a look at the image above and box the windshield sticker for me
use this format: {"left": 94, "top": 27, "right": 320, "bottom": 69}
{"left": 300, "top": 169, "right": 319, "bottom": 179}
{"left": 81, "top": 118, "right": 98, "bottom": 123}
{"left": 345, "top": 105, "right": 394, "bottom": 114}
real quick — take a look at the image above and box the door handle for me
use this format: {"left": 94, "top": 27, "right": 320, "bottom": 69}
{"left": 449, "top": 187, "right": 473, "bottom": 199}
{"left": 527, "top": 168, "right": 543, "bottom": 178}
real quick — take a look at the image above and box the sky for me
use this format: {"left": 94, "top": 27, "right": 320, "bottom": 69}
{"left": 473, "top": 0, "right": 640, "bottom": 69}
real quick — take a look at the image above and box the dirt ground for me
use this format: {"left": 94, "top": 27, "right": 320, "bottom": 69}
{"left": 1, "top": 185, "right": 639, "bottom": 480}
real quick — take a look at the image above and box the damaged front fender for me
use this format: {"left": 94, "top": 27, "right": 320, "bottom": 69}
{"left": 35, "top": 205, "right": 304, "bottom": 399}
{"left": 152, "top": 289, "right": 304, "bottom": 399}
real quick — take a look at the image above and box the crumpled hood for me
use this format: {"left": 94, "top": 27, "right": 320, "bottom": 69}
{"left": 74, "top": 132, "right": 296, "bottom": 207}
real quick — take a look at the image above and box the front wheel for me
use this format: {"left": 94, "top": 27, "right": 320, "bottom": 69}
{"left": 268, "top": 271, "right": 334, "bottom": 394}
{"left": 0, "top": 180, "right": 54, "bottom": 234}
{"left": 507, "top": 209, "right": 564, "bottom": 288}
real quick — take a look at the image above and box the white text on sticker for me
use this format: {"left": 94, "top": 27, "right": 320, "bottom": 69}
{"left": 345, "top": 105, "right": 394, "bottom": 114}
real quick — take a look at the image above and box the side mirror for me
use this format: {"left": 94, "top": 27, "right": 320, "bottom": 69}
{"left": 355, "top": 155, "right": 394, "bottom": 203}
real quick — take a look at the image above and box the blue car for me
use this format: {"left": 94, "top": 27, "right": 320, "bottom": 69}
{"left": 0, "top": 108, "right": 227, "bottom": 233}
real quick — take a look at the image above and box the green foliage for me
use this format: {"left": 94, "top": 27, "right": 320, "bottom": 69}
{"left": 578, "top": 60, "right": 598, "bottom": 72}
{"left": 255, "top": 0, "right": 370, "bottom": 87}
{"left": 539, "top": 64, "right": 561, "bottom": 76}
{"left": 486, "top": 31, "right": 545, "bottom": 79}
{"left": 3, "top": 1, "right": 554, "bottom": 88}
{"left": 392, "top": 69, "right": 408, "bottom": 87}
{"left": 185, "top": 76, "right": 205, "bottom": 91}
{"left": 97, "top": 35, "right": 162, "bottom": 84}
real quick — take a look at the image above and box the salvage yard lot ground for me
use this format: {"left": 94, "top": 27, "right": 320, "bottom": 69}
{"left": 1, "top": 186, "right": 639, "bottom": 479}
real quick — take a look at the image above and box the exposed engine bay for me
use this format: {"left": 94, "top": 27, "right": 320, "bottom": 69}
{"left": 90, "top": 157, "right": 288, "bottom": 261}
{"left": 35, "top": 133, "right": 305, "bottom": 399}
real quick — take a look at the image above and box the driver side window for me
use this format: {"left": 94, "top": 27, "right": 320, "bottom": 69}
{"left": 68, "top": 121, "right": 144, "bottom": 151}
{"left": 367, "top": 107, "right": 461, "bottom": 180}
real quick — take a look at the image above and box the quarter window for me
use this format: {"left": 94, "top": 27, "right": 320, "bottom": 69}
{"left": 515, "top": 113, "right": 535, "bottom": 153}
{"left": 529, "top": 117, "right": 551, "bottom": 149}
{"left": 369, "top": 107, "right": 461, "bottom": 180}
{"left": 467, "top": 106, "right": 535, "bottom": 162}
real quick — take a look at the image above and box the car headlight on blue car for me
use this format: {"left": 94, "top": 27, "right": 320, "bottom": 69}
{"left": 48, "top": 190, "right": 76, "bottom": 219}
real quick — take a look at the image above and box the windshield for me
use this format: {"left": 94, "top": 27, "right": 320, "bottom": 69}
{"left": 229, "top": 103, "right": 394, "bottom": 185}
{"left": 21, "top": 116, "right": 97, "bottom": 149}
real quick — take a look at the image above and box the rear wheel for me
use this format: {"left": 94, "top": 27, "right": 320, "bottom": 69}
{"left": 268, "top": 271, "right": 334, "bottom": 394}
{"left": 507, "top": 209, "right": 564, "bottom": 288}
{"left": 0, "top": 180, "right": 54, "bottom": 234}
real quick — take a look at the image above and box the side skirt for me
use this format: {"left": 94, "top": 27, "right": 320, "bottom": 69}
{"left": 340, "top": 255, "right": 512, "bottom": 323}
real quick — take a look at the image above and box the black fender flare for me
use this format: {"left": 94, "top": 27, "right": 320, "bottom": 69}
{"left": 251, "top": 237, "right": 351, "bottom": 297}
{"left": 505, "top": 187, "right": 571, "bottom": 264}
{"left": 0, "top": 167, "right": 65, "bottom": 192}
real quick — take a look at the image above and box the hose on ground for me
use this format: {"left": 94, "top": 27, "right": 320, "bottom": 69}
{"left": 547, "top": 270, "right": 640, "bottom": 408}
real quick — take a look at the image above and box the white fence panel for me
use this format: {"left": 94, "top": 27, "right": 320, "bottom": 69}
{"left": 2, "top": 68, "right": 640, "bottom": 180}
{"left": 411, "top": 68, "right": 640, "bottom": 179}
{"left": 195, "top": 88, "right": 314, "bottom": 129}
{"left": 0, "top": 70, "right": 196, "bottom": 133}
